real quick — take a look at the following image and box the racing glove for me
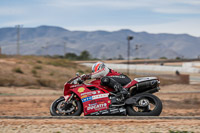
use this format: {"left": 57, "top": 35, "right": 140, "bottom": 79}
{"left": 80, "top": 74, "right": 91, "bottom": 81}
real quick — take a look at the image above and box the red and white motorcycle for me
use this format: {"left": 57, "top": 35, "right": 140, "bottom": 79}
{"left": 50, "top": 73, "right": 162, "bottom": 116}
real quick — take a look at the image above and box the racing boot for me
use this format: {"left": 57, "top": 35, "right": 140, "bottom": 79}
{"left": 120, "top": 88, "right": 129, "bottom": 95}
{"left": 116, "top": 87, "right": 129, "bottom": 100}
{"left": 115, "top": 89, "right": 129, "bottom": 103}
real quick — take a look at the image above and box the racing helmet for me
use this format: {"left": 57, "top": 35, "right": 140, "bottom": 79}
{"left": 92, "top": 61, "right": 106, "bottom": 72}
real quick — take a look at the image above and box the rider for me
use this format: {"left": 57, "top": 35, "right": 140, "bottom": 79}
{"left": 81, "top": 61, "right": 131, "bottom": 97}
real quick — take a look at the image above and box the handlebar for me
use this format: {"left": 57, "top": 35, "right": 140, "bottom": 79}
{"left": 67, "top": 76, "right": 84, "bottom": 84}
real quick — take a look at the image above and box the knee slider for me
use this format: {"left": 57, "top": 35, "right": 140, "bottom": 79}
{"left": 101, "top": 77, "right": 110, "bottom": 86}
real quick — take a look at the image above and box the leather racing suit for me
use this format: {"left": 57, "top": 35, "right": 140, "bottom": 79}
{"left": 89, "top": 67, "right": 131, "bottom": 93}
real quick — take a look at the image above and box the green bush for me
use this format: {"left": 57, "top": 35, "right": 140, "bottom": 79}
{"left": 36, "top": 60, "right": 42, "bottom": 63}
{"left": 78, "top": 50, "right": 91, "bottom": 60}
{"left": 31, "top": 69, "right": 37, "bottom": 75}
{"left": 34, "top": 65, "right": 42, "bottom": 70}
{"left": 160, "top": 57, "right": 168, "bottom": 59}
{"left": 64, "top": 50, "right": 92, "bottom": 60}
{"left": 176, "top": 57, "right": 181, "bottom": 60}
{"left": 12, "top": 67, "right": 24, "bottom": 74}
{"left": 77, "top": 70, "right": 84, "bottom": 74}
{"left": 46, "top": 59, "right": 77, "bottom": 68}
{"left": 65, "top": 53, "right": 78, "bottom": 60}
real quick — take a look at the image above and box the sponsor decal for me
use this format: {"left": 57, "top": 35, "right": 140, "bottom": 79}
{"left": 82, "top": 96, "right": 92, "bottom": 103}
{"left": 81, "top": 95, "right": 87, "bottom": 99}
{"left": 81, "top": 91, "right": 96, "bottom": 96}
{"left": 82, "top": 93, "right": 109, "bottom": 103}
{"left": 110, "top": 75, "right": 125, "bottom": 78}
{"left": 92, "top": 93, "right": 109, "bottom": 100}
{"left": 92, "top": 91, "right": 96, "bottom": 94}
{"left": 88, "top": 103, "right": 97, "bottom": 106}
{"left": 87, "top": 103, "right": 107, "bottom": 110}
{"left": 90, "top": 99, "right": 105, "bottom": 104}
{"left": 78, "top": 87, "right": 85, "bottom": 93}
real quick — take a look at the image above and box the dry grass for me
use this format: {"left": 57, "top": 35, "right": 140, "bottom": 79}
{"left": 0, "top": 55, "right": 185, "bottom": 89}
{"left": 0, "top": 56, "right": 90, "bottom": 89}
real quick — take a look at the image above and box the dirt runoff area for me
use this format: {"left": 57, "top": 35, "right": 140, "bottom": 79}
{"left": 0, "top": 119, "right": 200, "bottom": 133}
{"left": 0, "top": 84, "right": 200, "bottom": 132}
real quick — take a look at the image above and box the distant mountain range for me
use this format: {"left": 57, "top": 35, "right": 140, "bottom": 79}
{"left": 0, "top": 25, "right": 200, "bottom": 59}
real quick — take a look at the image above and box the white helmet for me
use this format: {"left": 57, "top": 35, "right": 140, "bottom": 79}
{"left": 92, "top": 62, "right": 106, "bottom": 72}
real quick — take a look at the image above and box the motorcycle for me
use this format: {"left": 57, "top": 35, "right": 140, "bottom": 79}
{"left": 50, "top": 73, "right": 162, "bottom": 116}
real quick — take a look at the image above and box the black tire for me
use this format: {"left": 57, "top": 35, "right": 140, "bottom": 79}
{"left": 50, "top": 96, "right": 83, "bottom": 116}
{"left": 126, "top": 93, "right": 162, "bottom": 116}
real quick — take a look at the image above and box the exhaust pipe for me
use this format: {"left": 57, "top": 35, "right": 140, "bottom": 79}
{"left": 145, "top": 87, "right": 160, "bottom": 93}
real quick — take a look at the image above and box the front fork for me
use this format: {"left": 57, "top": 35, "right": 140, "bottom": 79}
{"left": 63, "top": 93, "right": 77, "bottom": 108}
{"left": 64, "top": 93, "right": 73, "bottom": 102}
{"left": 63, "top": 93, "right": 75, "bottom": 109}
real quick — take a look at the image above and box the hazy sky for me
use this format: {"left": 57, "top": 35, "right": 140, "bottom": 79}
{"left": 1, "top": 0, "right": 200, "bottom": 36}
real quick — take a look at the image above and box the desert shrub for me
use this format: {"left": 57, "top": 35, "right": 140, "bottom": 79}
{"left": 34, "top": 65, "right": 42, "bottom": 70}
{"left": 169, "top": 130, "right": 194, "bottom": 133}
{"left": 36, "top": 60, "right": 42, "bottom": 63}
{"left": 31, "top": 69, "right": 37, "bottom": 75}
{"left": 37, "top": 79, "right": 55, "bottom": 88}
{"left": 46, "top": 59, "right": 76, "bottom": 68}
{"left": 12, "top": 67, "right": 24, "bottom": 74}
{"left": 49, "top": 72, "right": 54, "bottom": 76}
{"left": 27, "top": 86, "right": 40, "bottom": 89}
{"left": 0, "top": 78, "right": 15, "bottom": 86}
{"left": 77, "top": 70, "right": 84, "bottom": 74}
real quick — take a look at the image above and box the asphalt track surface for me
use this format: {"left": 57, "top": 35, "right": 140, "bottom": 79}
{"left": 1, "top": 116, "right": 200, "bottom": 120}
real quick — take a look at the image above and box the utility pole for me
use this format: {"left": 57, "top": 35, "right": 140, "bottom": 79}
{"left": 127, "top": 36, "right": 133, "bottom": 75}
{"left": 63, "top": 42, "right": 66, "bottom": 56}
{"left": 46, "top": 42, "right": 49, "bottom": 56}
{"left": 15, "top": 25, "right": 22, "bottom": 55}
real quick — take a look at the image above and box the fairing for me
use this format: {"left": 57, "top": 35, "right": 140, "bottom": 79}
{"left": 62, "top": 77, "right": 156, "bottom": 116}
{"left": 74, "top": 85, "right": 111, "bottom": 115}
{"left": 64, "top": 81, "right": 111, "bottom": 116}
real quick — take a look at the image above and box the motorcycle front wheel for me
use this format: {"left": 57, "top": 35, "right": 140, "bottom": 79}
{"left": 126, "top": 93, "right": 162, "bottom": 116}
{"left": 50, "top": 96, "right": 83, "bottom": 116}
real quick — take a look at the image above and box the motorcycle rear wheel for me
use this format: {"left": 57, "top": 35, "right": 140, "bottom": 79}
{"left": 50, "top": 96, "right": 83, "bottom": 116}
{"left": 126, "top": 93, "right": 162, "bottom": 116}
